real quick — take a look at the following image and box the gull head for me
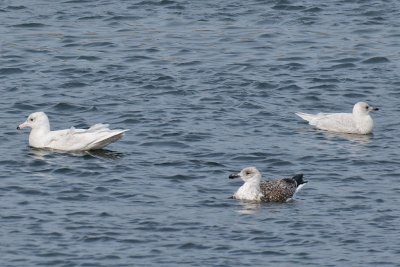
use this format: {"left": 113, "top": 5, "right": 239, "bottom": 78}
{"left": 353, "top": 102, "right": 379, "bottom": 116}
{"left": 229, "top": 167, "right": 262, "bottom": 183}
{"left": 17, "top": 112, "right": 50, "bottom": 130}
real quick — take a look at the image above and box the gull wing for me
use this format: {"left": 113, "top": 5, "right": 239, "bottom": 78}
{"left": 260, "top": 178, "right": 297, "bottom": 202}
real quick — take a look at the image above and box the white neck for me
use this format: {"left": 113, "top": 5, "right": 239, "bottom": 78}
{"left": 234, "top": 179, "right": 262, "bottom": 201}
{"left": 29, "top": 124, "right": 51, "bottom": 148}
{"left": 354, "top": 114, "right": 374, "bottom": 134}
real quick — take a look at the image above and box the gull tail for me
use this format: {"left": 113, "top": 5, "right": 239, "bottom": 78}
{"left": 88, "top": 130, "right": 129, "bottom": 150}
{"left": 292, "top": 174, "right": 307, "bottom": 193}
{"left": 295, "top": 112, "right": 316, "bottom": 123}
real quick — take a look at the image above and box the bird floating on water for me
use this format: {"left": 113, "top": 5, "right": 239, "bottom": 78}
{"left": 17, "top": 112, "right": 128, "bottom": 151}
{"left": 229, "top": 167, "right": 307, "bottom": 202}
{"left": 296, "top": 101, "right": 378, "bottom": 135}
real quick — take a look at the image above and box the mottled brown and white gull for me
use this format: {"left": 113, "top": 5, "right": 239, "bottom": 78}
{"left": 229, "top": 167, "right": 307, "bottom": 202}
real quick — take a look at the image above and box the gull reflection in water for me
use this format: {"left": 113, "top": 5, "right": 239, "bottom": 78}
{"left": 236, "top": 199, "right": 299, "bottom": 215}
{"left": 322, "top": 131, "right": 372, "bottom": 144}
{"left": 236, "top": 200, "right": 262, "bottom": 215}
{"left": 29, "top": 147, "right": 124, "bottom": 160}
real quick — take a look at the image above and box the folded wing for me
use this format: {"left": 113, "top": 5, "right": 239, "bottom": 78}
{"left": 297, "top": 112, "right": 357, "bottom": 133}
{"left": 260, "top": 178, "right": 297, "bottom": 202}
{"left": 47, "top": 124, "right": 128, "bottom": 151}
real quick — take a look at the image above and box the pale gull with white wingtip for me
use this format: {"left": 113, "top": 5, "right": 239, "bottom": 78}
{"left": 18, "top": 112, "right": 128, "bottom": 151}
{"left": 296, "top": 101, "right": 378, "bottom": 135}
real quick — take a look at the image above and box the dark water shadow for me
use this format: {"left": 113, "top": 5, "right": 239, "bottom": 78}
{"left": 29, "top": 147, "right": 124, "bottom": 160}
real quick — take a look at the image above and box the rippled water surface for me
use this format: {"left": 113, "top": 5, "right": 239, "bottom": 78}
{"left": 1, "top": 0, "right": 400, "bottom": 266}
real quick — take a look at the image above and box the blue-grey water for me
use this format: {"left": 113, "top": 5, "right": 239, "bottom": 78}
{"left": 1, "top": 0, "right": 400, "bottom": 266}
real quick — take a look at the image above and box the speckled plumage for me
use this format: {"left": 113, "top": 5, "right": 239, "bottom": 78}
{"left": 259, "top": 178, "right": 297, "bottom": 202}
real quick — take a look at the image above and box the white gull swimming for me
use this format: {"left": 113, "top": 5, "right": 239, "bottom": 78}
{"left": 229, "top": 167, "right": 307, "bottom": 202}
{"left": 296, "top": 102, "right": 378, "bottom": 134}
{"left": 17, "top": 112, "right": 128, "bottom": 151}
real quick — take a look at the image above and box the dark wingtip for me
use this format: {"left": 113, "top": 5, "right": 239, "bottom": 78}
{"left": 292, "top": 173, "right": 307, "bottom": 185}
{"left": 17, "top": 126, "right": 20, "bottom": 130}
{"left": 293, "top": 173, "right": 303, "bottom": 179}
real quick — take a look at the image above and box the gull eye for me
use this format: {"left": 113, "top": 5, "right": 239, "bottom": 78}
{"left": 365, "top": 106, "right": 369, "bottom": 110}
{"left": 30, "top": 118, "right": 34, "bottom": 122}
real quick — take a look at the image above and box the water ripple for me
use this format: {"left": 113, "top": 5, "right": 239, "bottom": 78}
{"left": 1, "top": 0, "right": 399, "bottom": 266}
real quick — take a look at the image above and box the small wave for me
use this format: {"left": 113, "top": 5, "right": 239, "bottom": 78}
{"left": 254, "top": 81, "right": 278, "bottom": 90}
{"left": 272, "top": 4, "right": 305, "bottom": 11}
{"left": 140, "top": 141, "right": 190, "bottom": 148}
{"left": 59, "top": 81, "right": 88, "bottom": 88}
{"left": 83, "top": 41, "right": 115, "bottom": 48}
{"left": 176, "top": 61, "right": 202, "bottom": 66}
{"left": 0, "top": 67, "right": 24, "bottom": 74}
{"left": 12, "top": 103, "right": 36, "bottom": 110}
{"left": 361, "top": 57, "right": 389, "bottom": 64}
{"left": 303, "top": 7, "right": 323, "bottom": 13}
{"left": 104, "top": 15, "right": 141, "bottom": 21}
{"left": 124, "top": 55, "right": 152, "bottom": 62}
{"left": 12, "top": 23, "right": 47, "bottom": 28}
{"left": 330, "top": 63, "right": 356, "bottom": 69}
{"left": 53, "top": 102, "right": 86, "bottom": 110}
{"left": 77, "top": 55, "right": 100, "bottom": 61}
{"left": 7, "top": 5, "right": 27, "bottom": 10}
{"left": 329, "top": 57, "right": 361, "bottom": 64}
{"left": 178, "top": 242, "right": 210, "bottom": 250}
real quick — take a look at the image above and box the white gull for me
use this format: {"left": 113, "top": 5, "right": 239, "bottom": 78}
{"left": 229, "top": 167, "right": 307, "bottom": 202}
{"left": 296, "top": 102, "right": 378, "bottom": 134}
{"left": 17, "top": 112, "right": 128, "bottom": 151}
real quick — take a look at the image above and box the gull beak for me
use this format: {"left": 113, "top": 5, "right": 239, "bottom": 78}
{"left": 229, "top": 172, "right": 241, "bottom": 179}
{"left": 17, "top": 121, "right": 28, "bottom": 130}
{"left": 371, "top": 107, "right": 379, "bottom": 111}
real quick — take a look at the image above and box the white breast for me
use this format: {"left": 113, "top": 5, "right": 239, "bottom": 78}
{"left": 234, "top": 182, "right": 262, "bottom": 201}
